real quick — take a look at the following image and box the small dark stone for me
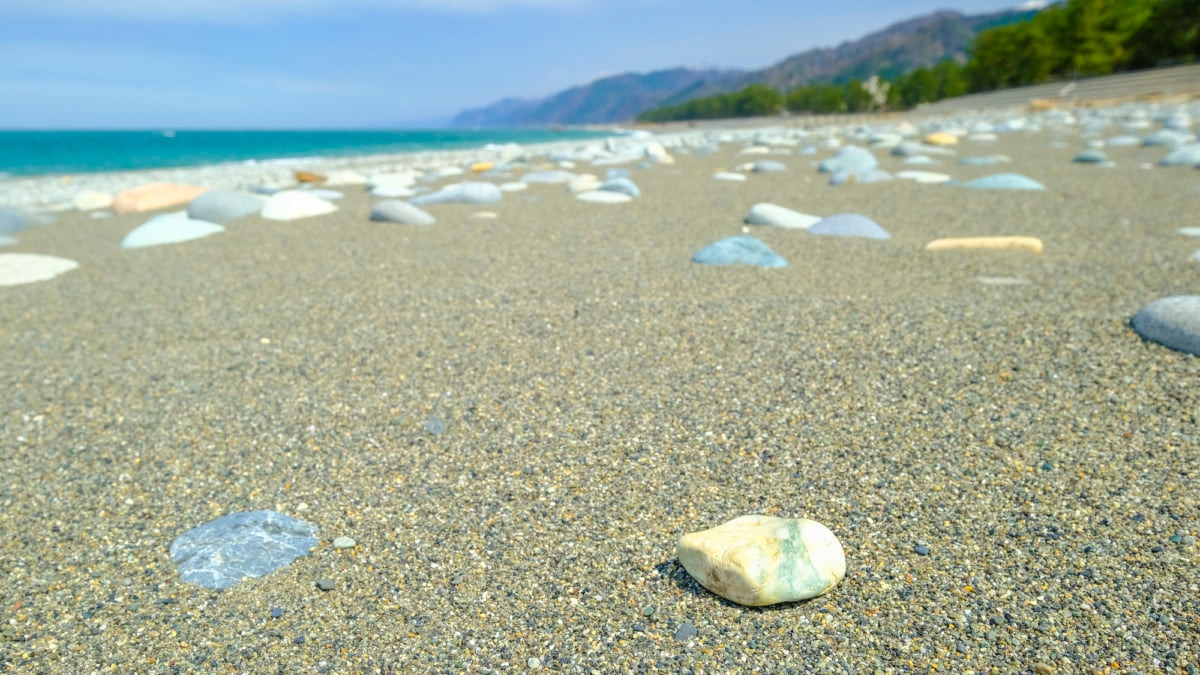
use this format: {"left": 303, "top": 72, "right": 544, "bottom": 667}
{"left": 989, "top": 614, "right": 1005, "bottom": 625}
{"left": 1040, "top": 461, "right": 1054, "bottom": 471}
{"left": 157, "top": 597, "right": 176, "bottom": 605}
{"left": 271, "top": 607, "right": 284, "bottom": 619}
{"left": 633, "top": 623, "right": 646, "bottom": 632}
{"left": 673, "top": 622, "right": 697, "bottom": 642}
{"left": 1081, "top": 568, "right": 1095, "bottom": 579}
{"left": 293, "top": 634, "right": 306, "bottom": 645}
{"left": 1132, "top": 513, "right": 1147, "bottom": 523}
{"left": 1170, "top": 534, "right": 1183, "bottom": 544}
{"left": 315, "top": 578, "right": 336, "bottom": 591}
{"left": 914, "top": 544, "right": 930, "bottom": 556}
{"left": 1151, "top": 545, "right": 1165, "bottom": 553}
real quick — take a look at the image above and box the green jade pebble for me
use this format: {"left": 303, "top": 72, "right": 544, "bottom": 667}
{"left": 677, "top": 515, "right": 846, "bottom": 607}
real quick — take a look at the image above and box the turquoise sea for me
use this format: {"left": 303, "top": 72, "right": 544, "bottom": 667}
{"left": 0, "top": 129, "right": 613, "bottom": 178}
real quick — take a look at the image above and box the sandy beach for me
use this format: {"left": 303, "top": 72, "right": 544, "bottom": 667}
{"left": 1, "top": 112, "right": 1198, "bottom": 673}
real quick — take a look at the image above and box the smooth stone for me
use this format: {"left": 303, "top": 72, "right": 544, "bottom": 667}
{"left": 113, "top": 182, "right": 208, "bottom": 214}
{"left": 819, "top": 145, "right": 877, "bottom": 173}
{"left": 751, "top": 160, "right": 787, "bottom": 173}
{"left": 575, "top": 190, "right": 632, "bottom": 204}
{"left": 323, "top": 170, "right": 368, "bottom": 186}
{"left": 962, "top": 173, "right": 1045, "bottom": 190}
{"left": 368, "top": 173, "right": 417, "bottom": 197}
{"left": 745, "top": 203, "right": 820, "bottom": 230}
{"left": 597, "top": 177, "right": 640, "bottom": 197}
{"left": 471, "top": 211, "right": 498, "bottom": 219}
{"left": 568, "top": 175, "right": 603, "bottom": 194}
{"left": 1073, "top": 149, "right": 1109, "bottom": 164}
{"left": 122, "top": 212, "right": 224, "bottom": 249}
{"left": 0, "top": 253, "right": 80, "bottom": 286}
{"left": 1105, "top": 135, "right": 1141, "bottom": 147}
{"left": 470, "top": 161, "right": 494, "bottom": 173}
{"left": 975, "top": 276, "right": 1031, "bottom": 285}
{"left": 260, "top": 191, "right": 338, "bottom": 221}
{"left": 903, "top": 156, "right": 937, "bottom": 165}
{"left": 499, "top": 181, "right": 528, "bottom": 192}
{"left": 1160, "top": 143, "right": 1200, "bottom": 167}
{"left": 1131, "top": 296, "right": 1200, "bottom": 355}
{"left": 924, "top": 132, "right": 958, "bottom": 146}
{"left": 293, "top": 170, "right": 326, "bottom": 184}
{"left": 605, "top": 168, "right": 630, "bottom": 179}
{"left": 677, "top": 515, "right": 845, "bottom": 607}
{"left": 169, "top": 511, "right": 319, "bottom": 590}
{"left": 925, "top": 236, "right": 1043, "bottom": 253}
{"left": 1177, "top": 227, "right": 1200, "bottom": 237}
{"left": 643, "top": 141, "right": 675, "bottom": 165}
{"left": 829, "top": 167, "right": 892, "bottom": 185}
{"left": 370, "top": 200, "right": 436, "bottom": 226}
{"left": 521, "top": 170, "right": 576, "bottom": 184}
{"left": 0, "top": 235, "right": 16, "bottom": 246}
{"left": 73, "top": 190, "right": 113, "bottom": 211}
{"left": 713, "top": 172, "right": 747, "bottom": 182}
{"left": 896, "top": 170, "right": 952, "bottom": 184}
{"left": 809, "top": 213, "right": 890, "bottom": 240}
{"left": 1143, "top": 129, "right": 1194, "bottom": 148}
{"left": 958, "top": 155, "right": 1008, "bottom": 166}
{"left": 187, "top": 189, "right": 265, "bottom": 223}
{"left": 893, "top": 141, "right": 955, "bottom": 157}
{"left": 332, "top": 536, "right": 356, "bottom": 549}
{"left": 410, "top": 182, "right": 502, "bottom": 206}
{"left": 692, "top": 235, "right": 787, "bottom": 268}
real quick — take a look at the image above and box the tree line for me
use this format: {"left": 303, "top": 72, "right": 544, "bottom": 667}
{"left": 636, "top": 0, "right": 1198, "bottom": 123}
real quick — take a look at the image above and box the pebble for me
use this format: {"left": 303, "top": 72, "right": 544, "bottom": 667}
{"left": 925, "top": 236, "right": 1043, "bottom": 253}
{"left": 113, "top": 182, "right": 208, "bottom": 214}
{"left": 1131, "top": 295, "right": 1200, "bottom": 355}
{"left": 315, "top": 579, "right": 336, "bottom": 591}
{"left": 370, "top": 200, "right": 436, "bottom": 226}
{"left": 744, "top": 203, "right": 820, "bottom": 230}
{"left": 575, "top": 190, "right": 631, "bottom": 204}
{"left": 677, "top": 515, "right": 845, "bottom": 606}
{"left": 924, "top": 132, "right": 958, "bottom": 146}
{"left": 0, "top": 207, "right": 45, "bottom": 235}
{"left": 521, "top": 170, "right": 576, "bottom": 184}
{"left": 186, "top": 189, "right": 265, "bottom": 223}
{"left": 260, "top": 190, "right": 338, "bottom": 221}
{"left": 333, "top": 536, "right": 356, "bottom": 549}
{"left": 958, "top": 155, "right": 1009, "bottom": 166}
{"left": 410, "top": 182, "right": 502, "bottom": 206}
{"left": 323, "top": 169, "right": 368, "bottom": 186}
{"left": 750, "top": 160, "right": 787, "bottom": 173}
{"left": 0, "top": 253, "right": 80, "bottom": 287}
{"left": 896, "top": 170, "right": 952, "bottom": 184}
{"left": 1160, "top": 142, "right": 1200, "bottom": 167}
{"left": 914, "top": 544, "right": 931, "bottom": 556}
{"left": 596, "top": 177, "right": 640, "bottom": 197}
{"left": 673, "top": 622, "right": 697, "bottom": 641}
{"left": 1073, "top": 149, "right": 1109, "bottom": 164}
{"left": 72, "top": 190, "right": 114, "bottom": 211}
{"left": 829, "top": 167, "right": 893, "bottom": 185}
{"left": 691, "top": 235, "right": 787, "bottom": 268}
{"left": 809, "top": 213, "right": 891, "bottom": 240}
{"left": 121, "top": 212, "right": 225, "bottom": 249}
{"left": 168, "top": 511, "right": 319, "bottom": 590}
{"left": 962, "top": 173, "right": 1045, "bottom": 190}
{"left": 499, "top": 181, "right": 529, "bottom": 192}
{"left": 818, "top": 145, "right": 877, "bottom": 173}
{"left": 713, "top": 172, "right": 747, "bottom": 182}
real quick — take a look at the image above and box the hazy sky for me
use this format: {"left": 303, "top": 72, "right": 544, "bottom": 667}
{"left": 0, "top": 0, "right": 1023, "bottom": 129}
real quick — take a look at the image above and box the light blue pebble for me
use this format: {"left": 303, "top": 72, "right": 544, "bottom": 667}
{"left": 962, "top": 173, "right": 1045, "bottom": 190}
{"left": 808, "top": 213, "right": 891, "bottom": 240}
{"left": 692, "top": 235, "right": 787, "bottom": 268}
{"left": 169, "top": 511, "right": 319, "bottom": 590}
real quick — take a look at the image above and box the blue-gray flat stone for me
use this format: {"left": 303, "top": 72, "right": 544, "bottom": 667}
{"left": 121, "top": 213, "right": 224, "bottom": 249}
{"left": 692, "top": 235, "right": 787, "bottom": 268}
{"left": 1143, "top": 129, "right": 1194, "bottom": 148}
{"left": 829, "top": 167, "right": 893, "bottom": 186}
{"left": 597, "top": 177, "right": 640, "bottom": 197}
{"left": 410, "top": 182, "right": 502, "bottom": 206}
{"left": 1073, "top": 149, "right": 1108, "bottom": 164}
{"left": 751, "top": 160, "right": 787, "bottom": 173}
{"left": 187, "top": 189, "right": 265, "bottom": 223}
{"left": 819, "top": 146, "right": 877, "bottom": 173}
{"left": 1132, "top": 296, "right": 1200, "bottom": 356}
{"left": 958, "top": 156, "right": 1004, "bottom": 166}
{"left": 809, "top": 213, "right": 891, "bottom": 240}
{"left": 521, "top": 170, "right": 576, "bottom": 184}
{"left": 962, "top": 173, "right": 1045, "bottom": 190}
{"left": 169, "top": 511, "right": 319, "bottom": 590}
{"left": 1160, "top": 143, "right": 1200, "bottom": 167}
{"left": 370, "top": 200, "right": 436, "bottom": 225}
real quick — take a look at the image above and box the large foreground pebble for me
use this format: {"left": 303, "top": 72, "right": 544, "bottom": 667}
{"left": 411, "top": 182, "right": 502, "bottom": 206}
{"left": 1131, "top": 296, "right": 1200, "bottom": 356}
{"left": 0, "top": 253, "right": 80, "bottom": 287}
{"left": 745, "top": 203, "right": 819, "bottom": 229}
{"left": 677, "top": 515, "right": 845, "bottom": 607}
{"left": 169, "top": 511, "right": 319, "bottom": 590}
{"left": 261, "top": 191, "right": 338, "bottom": 221}
{"left": 122, "top": 212, "right": 224, "bottom": 249}
{"left": 113, "top": 182, "right": 208, "bottom": 214}
{"left": 809, "top": 213, "right": 890, "bottom": 240}
{"left": 692, "top": 235, "right": 787, "bottom": 268}
{"left": 962, "top": 173, "right": 1045, "bottom": 190}
{"left": 187, "top": 189, "right": 265, "bottom": 223}
{"left": 370, "top": 200, "right": 436, "bottom": 225}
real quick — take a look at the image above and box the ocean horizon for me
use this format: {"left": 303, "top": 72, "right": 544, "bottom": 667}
{"left": 0, "top": 128, "right": 615, "bottom": 179}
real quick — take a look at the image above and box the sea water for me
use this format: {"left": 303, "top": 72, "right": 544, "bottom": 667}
{"left": 0, "top": 129, "right": 612, "bottom": 178}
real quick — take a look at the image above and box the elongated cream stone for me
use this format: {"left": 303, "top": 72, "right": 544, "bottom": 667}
{"left": 677, "top": 515, "right": 845, "bottom": 606}
{"left": 924, "top": 236, "right": 1043, "bottom": 253}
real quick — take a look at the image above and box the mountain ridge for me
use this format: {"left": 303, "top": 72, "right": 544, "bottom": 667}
{"left": 449, "top": 6, "right": 1039, "bottom": 128}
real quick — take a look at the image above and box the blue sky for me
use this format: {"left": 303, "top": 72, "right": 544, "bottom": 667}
{"left": 0, "top": 0, "right": 1025, "bottom": 129}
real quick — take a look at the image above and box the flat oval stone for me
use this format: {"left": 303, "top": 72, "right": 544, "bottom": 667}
{"left": 370, "top": 200, "right": 436, "bottom": 225}
{"left": 809, "top": 213, "right": 890, "bottom": 240}
{"left": 575, "top": 190, "right": 631, "bottom": 204}
{"left": 1132, "top": 296, "right": 1200, "bottom": 355}
{"left": 962, "top": 173, "right": 1045, "bottom": 190}
{"left": 713, "top": 172, "right": 747, "bottom": 182}
{"left": 187, "top": 189, "right": 264, "bottom": 223}
{"left": 1160, "top": 143, "right": 1200, "bottom": 167}
{"left": 410, "top": 182, "right": 502, "bottom": 206}
{"left": 745, "top": 203, "right": 820, "bottom": 230}
{"left": 0, "top": 253, "right": 79, "bottom": 286}
{"left": 692, "top": 235, "right": 787, "bottom": 268}
{"left": 819, "top": 145, "right": 877, "bottom": 173}
{"left": 169, "top": 511, "right": 319, "bottom": 590}
{"left": 677, "top": 515, "right": 846, "bottom": 606}
{"left": 122, "top": 212, "right": 224, "bottom": 249}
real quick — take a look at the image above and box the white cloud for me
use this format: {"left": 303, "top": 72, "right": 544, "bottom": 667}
{"left": 0, "top": 0, "right": 590, "bottom": 22}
